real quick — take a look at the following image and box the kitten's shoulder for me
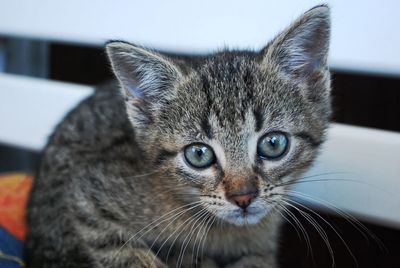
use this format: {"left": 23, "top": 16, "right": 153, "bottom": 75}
{"left": 45, "top": 80, "right": 136, "bottom": 155}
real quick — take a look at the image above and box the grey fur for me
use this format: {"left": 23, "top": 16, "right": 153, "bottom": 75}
{"left": 26, "top": 5, "right": 331, "bottom": 268}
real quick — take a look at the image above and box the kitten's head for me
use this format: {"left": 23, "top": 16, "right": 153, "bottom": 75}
{"left": 106, "top": 6, "right": 331, "bottom": 226}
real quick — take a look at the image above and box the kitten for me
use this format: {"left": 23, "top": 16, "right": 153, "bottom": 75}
{"left": 26, "top": 5, "right": 331, "bottom": 268}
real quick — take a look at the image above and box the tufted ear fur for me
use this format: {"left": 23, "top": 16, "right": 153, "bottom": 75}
{"left": 106, "top": 41, "right": 183, "bottom": 127}
{"left": 262, "top": 5, "right": 330, "bottom": 85}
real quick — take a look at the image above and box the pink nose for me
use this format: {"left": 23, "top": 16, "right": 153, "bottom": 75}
{"left": 229, "top": 193, "right": 255, "bottom": 209}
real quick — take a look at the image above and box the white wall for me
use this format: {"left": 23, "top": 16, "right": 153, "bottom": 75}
{"left": 0, "top": 0, "right": 400, "bottom": 75}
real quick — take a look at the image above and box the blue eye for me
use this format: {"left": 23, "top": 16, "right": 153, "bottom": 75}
{"left": 257, "top": 132, "right": 288, "bottom": 159}
{"left": 184, "top": 143, "right": 215, "bottom": 168}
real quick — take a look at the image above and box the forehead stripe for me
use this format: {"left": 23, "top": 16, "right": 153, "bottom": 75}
{"left": 201, "top": 117, "right": 213, "bottom": 139}
{"left": 253, "top": 108, "right": 264, "bottom": 132}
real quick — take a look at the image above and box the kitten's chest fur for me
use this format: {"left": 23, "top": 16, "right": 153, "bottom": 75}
{"left": 152, "top": 225, "right": 278, "bottom": 266}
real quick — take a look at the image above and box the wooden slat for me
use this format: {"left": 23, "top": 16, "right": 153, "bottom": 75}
{"left": 294, "top": 124, "right": 400, "bottom": 228}
{"left": 0, "top": 73, "right": 93, "bottom": 150}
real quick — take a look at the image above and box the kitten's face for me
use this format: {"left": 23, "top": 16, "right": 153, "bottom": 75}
{"left": 107, "top": 6, "right": 331, "bottom": 226}
{"left": 154, "top": 56, "right": 328, "bottom": 226}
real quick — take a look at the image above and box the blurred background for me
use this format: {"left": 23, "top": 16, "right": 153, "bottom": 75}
{"left": 0, "top": 0, "right": 399, "bottom": 267}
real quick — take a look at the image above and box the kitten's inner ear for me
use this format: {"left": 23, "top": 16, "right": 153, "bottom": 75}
{"left": 106, "top": 42, "right": 182, "bottom": 105}
{"left": 262, "top": 5, "right": 330, "bottom": 80}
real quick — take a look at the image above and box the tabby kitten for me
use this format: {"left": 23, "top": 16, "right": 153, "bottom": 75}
{"left": 26, "top": 5, "right": 331, "bottom": 268}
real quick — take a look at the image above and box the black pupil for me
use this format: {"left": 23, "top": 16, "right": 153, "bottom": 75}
{"left": 269, "top": 136, "right": 278, "bottom": 149}
{"left": 195, "top": 148, "right": 205, "bottom": 158}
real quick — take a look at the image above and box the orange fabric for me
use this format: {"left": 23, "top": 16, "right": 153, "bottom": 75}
{"left": 0, "top": 173, "right": 33, "bottom": 240}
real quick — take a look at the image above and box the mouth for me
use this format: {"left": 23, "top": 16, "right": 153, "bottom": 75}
{"left": 223, "top": 207, "right": 268, "bottom": 226}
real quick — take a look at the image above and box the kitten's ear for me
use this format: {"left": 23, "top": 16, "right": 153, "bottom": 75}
{"left": 262, "top": 5, "right": 330, "bottom": 81}
{"left": 106, "top": 41, "right": 182, "bottom": 125}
